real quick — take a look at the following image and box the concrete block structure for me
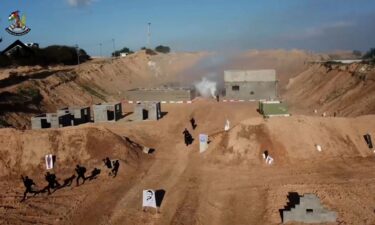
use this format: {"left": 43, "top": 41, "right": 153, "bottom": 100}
{"left": 57, "top": 106, "right": 91, "bottom": 125}
{"left": 93, "top": 102, "right": 122, "bottom": 123}
{"left": 224, "top": 70, "right": 277, "bottom": 100}
{"left": 125, "top": 87, "right": 195, "bottom": 103}
{"left": 282, "top": 193, "right": 337, "bottom": 223}
{"left": 31, "top": 113, "right": 72, "bottom": 130}
{"left": 134, "top": 102, "right": 161, "bottom": 121}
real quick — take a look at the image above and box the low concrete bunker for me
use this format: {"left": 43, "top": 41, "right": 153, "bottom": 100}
{"left": 282, "top": 193, "right": 337, "bottom": 223}
{"left": 93, "top": 102, "right": 122, "bottom": 122}
{"left": 31, "top": 113, "right": 72, "bottom": 129}
{"left": 125, "top": 87, "right": 195, "bottom": 102}
{"left": 57, "top": 106, "right": 91, "bottom": 125}
{"left": 134, "top": 102, "right": 161, "bottom": 121}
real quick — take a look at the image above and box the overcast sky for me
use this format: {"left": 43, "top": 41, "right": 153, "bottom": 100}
{"left": 1, "top": 0, "right": 375, "bottom": 56}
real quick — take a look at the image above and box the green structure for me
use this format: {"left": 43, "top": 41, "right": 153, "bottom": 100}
{"left": 259, "top": 101, "right": 290, "bottom": 118}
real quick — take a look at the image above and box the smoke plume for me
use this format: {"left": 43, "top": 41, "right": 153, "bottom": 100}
{"left": 194, "top": 77, "right": 217, "bottom": 98}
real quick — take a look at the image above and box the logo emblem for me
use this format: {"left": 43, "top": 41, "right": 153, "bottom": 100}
{"left": 5, "top": 11, "right": 31, "bottom": 36}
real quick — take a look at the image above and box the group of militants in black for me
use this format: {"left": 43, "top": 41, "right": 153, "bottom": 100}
{"left": 103, "top": 157, "right": 120, "bottom": 177}
{"left": 21, "top": 158, "right": 120, "bottom": 202}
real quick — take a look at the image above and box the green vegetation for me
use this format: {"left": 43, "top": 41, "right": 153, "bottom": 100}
{"left": 155, "top": 45, "right": 170, "bottom": 53}
{"left": 0, "top": 45, "right": 90, "bottom": 68}
{"left": 362, "top": 48, "right": 375, "bottom": 59}
{"left": 112, "top": 47, "right": 134, "bottom": 57}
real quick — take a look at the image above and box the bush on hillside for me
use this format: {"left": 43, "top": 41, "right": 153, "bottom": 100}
{"left": 155, "top": 45, "right": 170, "bottom": 53}
{"left": 0, "top": 45, "right": 91, "bottom": 68}
{"left": 362, "top": 48, "right": 375, "bottom": 59}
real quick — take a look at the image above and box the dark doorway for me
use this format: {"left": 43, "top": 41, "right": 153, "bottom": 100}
{"left": 107, "top": 110, "right": 114, "bottom": 121}
{"left": 142, "top": 109, "right": 149, "bottom": 120}
{"left": 41, "top": 119, "right": 51, "bottom": 128}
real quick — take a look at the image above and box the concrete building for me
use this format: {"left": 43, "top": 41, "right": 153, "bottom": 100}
{"left": 125, "top": 87, "right": 195, "bottom": 103}
{"left": 93, "top": 102, "right": 122, "bottom": 122}
{"left": 224, "top": 70, "right": 277, "bottom": 100}
{"left": 282, "top": 193, "right": 337, "bottom": 223}
{"left": 57, "top": 106, "right": 91, "bottom": 125}
{"left": 31, "top": 113, "right": 72, "bottom": 130}
{"left": 134, "top": 102, "right": 161, "bottom": 121}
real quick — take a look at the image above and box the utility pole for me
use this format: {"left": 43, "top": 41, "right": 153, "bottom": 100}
{"left": 112, "top": 39, "right": 116, "bottom": 57}
{"left": 75, "top": 44, "right": 80, "bottom": 65}
{"left": 147, "top": 22, "right": 151, "bottom": 48}
{"left": 99, "top": 43, "right": 102, "bottom": 57}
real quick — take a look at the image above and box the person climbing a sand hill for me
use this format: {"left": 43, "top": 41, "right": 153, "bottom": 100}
{"left": 190, "top": 118, "right": 197, "bottom": 130}
{"left": 21, "top": 175, "right": 37, "bottom": 202}
{"left": 43, "top": 172, "right": 61, "bottom": 195}
{"left": 103, "top": 157, "right": 112, "bottom": 169}
{"left": 110, "top": 160, "right": 120, "bottom": 177}
{"left": 75, "top": 165, "right": 87, "bottom": 186}
{"left": 183, "top": 128, "right": 193, "bottom": 146}
{"left": 61, "top": 174, "right": 76, "bottom": 188}
{"left": 88, "top": 168, "right": 101, "bottom": 180}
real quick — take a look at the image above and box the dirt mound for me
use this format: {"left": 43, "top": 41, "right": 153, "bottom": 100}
{"left": 0, "top": 126, "right": 143, "bottom": 177}
{"left": 208, "top": 115, "right": 375, "bottom": 165}
{"left": 285, "top": 63, "right": 375, "bottom": 116}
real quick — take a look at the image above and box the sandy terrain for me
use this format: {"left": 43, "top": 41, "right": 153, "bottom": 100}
{"left": 0, "top": 100, "right": 375, "bottom": 225}
{"left": 285, "top": 63, "right": 375, "bottom": 116}
{"left": 1, "top": 49, "right": 375, "bottom": 225}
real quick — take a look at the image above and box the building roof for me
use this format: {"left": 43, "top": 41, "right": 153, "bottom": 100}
{"left": 224, "top": 70, "right": 276, "bottom": 82}
{"left": 1, "top": 40, "right": 33, "bottom": 55}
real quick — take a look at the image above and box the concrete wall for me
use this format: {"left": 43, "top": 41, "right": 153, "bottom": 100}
{"left": 224, "top": 81, "right": 276, "bottom": 100}
{"left": 93, "top": 103, "right": 122, "bottom": 122}
{"left": 125, "top": 88, "right": 195, "bottom": 102}
{"left": 32, "top": 113, "right": 71, "bottom": 130}
{"left": 283, "top": 194, "right": 337, "bottom": 223}
{"left": 134, "top": 102, "right": 161, "bottom": 121}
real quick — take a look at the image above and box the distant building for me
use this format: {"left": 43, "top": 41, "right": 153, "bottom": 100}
{"left": 93, "top": 102, "right": 122, "bottom": 122}
{"left": 134, "top": 102, "right": 161, "bottom": 121}
{"left": 120, "top": 52, "right": 128, "bottom": 57}
{"left": 224, "top": 70, "right": 277, "bottom": 100}
{"left": 31, "top": 113, "right": 72, "bottom": 130}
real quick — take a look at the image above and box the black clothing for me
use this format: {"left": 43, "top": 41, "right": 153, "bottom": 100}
{"left": 103, "top": 157, "right": 112, "bottom": 169}
{"left": 21, "top": 176, "right": 36, "bottom": 201}
{"left": 111, "top": 161, "right": 120, "bottom": 177}
{"left": 75, "top": 165, "right": 86, "bottom": 186}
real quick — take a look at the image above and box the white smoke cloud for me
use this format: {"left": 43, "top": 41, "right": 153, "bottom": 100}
{"left": 67, "top": 0, "right": 93, "bottom": 7}
{"left": 194, "top": 77, "right": 217, "bottom": 98}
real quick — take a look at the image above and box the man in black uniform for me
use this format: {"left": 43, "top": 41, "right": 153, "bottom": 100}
{"left": 183, "top": 128, "right": 193, "bottom": 146}
{"left": 75, "top": 164, "right": 87, "bottom": 186}
{"left": 21, "top": 175, "right": 37, "bottom": 202}
{"left": 43, "top": 172, "right": 61, "bottom": 195}
{"left": 190, "top": 118, "right": 197, "bottom": 130}
{"left": 111, "top": 160, "right": 120, "bottom": 177}
{"left": 103, "top": 157, "right": 112, "bottom": 169}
